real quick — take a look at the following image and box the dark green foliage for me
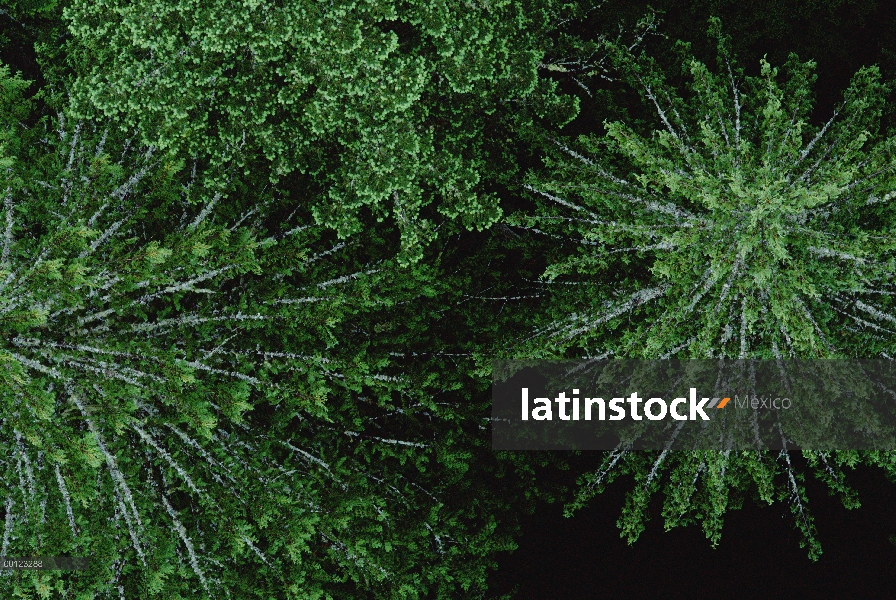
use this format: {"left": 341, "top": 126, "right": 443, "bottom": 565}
{"left": 59, "top": 0, "right": 582, "bottom": 261}
{"left": 3, "top": 1, "right": 896, "bottom": 596}
{"left": 0, "top": 66, "right": 550, "bottom": 597}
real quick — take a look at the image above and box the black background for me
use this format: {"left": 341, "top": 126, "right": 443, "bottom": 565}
{"left": 489, "top": 458, "right": 896, "bottom": 599}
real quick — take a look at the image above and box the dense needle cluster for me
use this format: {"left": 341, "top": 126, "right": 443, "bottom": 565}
{"left": 518, "top": 22, "right": 896, "bottom": 360}
{"left": 515, "top": 23, "right": 896, "bottom": 560}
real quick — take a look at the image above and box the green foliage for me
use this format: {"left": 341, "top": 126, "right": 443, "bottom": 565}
{"left": 0, "top": 66, "right": 543, "bottom": 597}
{"left": 561, "top": 446, "right": 876, "bottom": 561}
{"left": 518, "top": 20, "right": 896, "bottom": 360}
{"left": 4, "top": 0, "right": 896, "bottom": 593}
{"left": 59, "top": 0, "right": 580, "bottom": 261}
{"left": 517, "top": 21, "right": 896, "bottom": 560}
{"left": 0, "top": 0, "right": 58, "bottom": 47}
{"left": 0, "top": 64, "right": 31, "bottom": 149}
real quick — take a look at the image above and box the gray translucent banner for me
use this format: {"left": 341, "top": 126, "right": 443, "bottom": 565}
{"left": 492, "top": 360, "right": 896, "bottom": 451}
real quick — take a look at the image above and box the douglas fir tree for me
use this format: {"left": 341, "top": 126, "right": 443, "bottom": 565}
{"left": 513, "top": 19, "right": 896, "bottom": 559}
{"left": 0, "top": 64, "right": 527, "bottom": 598}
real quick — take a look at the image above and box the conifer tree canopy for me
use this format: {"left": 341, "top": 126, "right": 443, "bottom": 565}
{"left": 0, "top": 64, "right": 532, "bottom": 597}
{"left": 4, "top": 2, "right": 896, "bottom": 596}
{"left": 61, "top": 0, "right": 580, "bottom": 260}
{"left": 518, "top": 20, "right": 896, "bottom": 360}
{"left": 515, "top": 20, "right": 896, "bottom": 562}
